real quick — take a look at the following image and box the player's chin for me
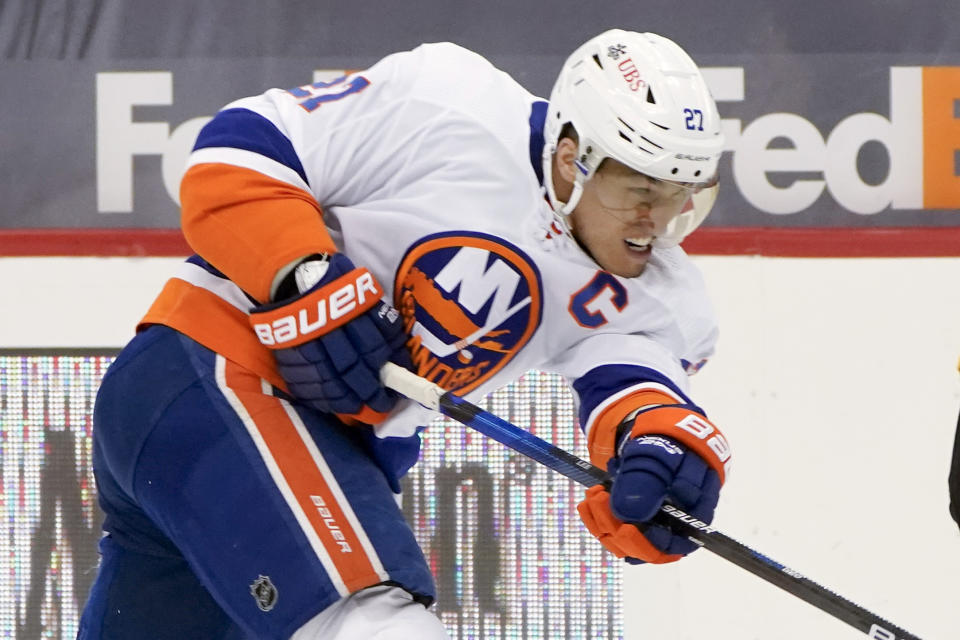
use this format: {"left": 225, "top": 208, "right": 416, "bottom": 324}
{"left": 605, "top": 241, "right": 651, "bottom": 277}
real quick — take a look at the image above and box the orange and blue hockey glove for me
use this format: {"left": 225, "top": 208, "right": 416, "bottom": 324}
{"left": 578, "top": 391, "right": 730, "bottom": 564}
{"left": 249, "top": 253, "right": 412, "bottom": 424}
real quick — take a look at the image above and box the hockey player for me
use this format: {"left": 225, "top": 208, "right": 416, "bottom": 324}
{"left": 80, "top": 30, "right": 730, "bottom": 639}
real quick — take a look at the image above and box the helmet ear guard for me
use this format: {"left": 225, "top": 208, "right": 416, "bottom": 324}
{"left": 543, "top": 29, "right": 725, "bottom": 245}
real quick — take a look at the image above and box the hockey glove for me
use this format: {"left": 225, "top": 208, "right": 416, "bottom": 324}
{"left": 578, "top": 399, "right": 730, "bottom": 564}
{"left": 249, "top": 253, "right": 412, "bottom": 424}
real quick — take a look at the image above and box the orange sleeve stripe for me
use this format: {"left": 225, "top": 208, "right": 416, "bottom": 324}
{"left": 180, "top": 163, "right": 337, "bottom": 303}
{"left": 585, "top": 389, "right": 679, "bottom": 468}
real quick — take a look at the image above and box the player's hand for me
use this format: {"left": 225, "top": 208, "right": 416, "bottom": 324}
{"left": 578, "top": 405, "right": 728, "bottom": 564}
{"left": 249, "top": 253, "right": 412, "bottom": 424}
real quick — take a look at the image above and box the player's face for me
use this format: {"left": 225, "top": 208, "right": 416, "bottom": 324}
{"left": 569, "top": 159, "right": 692, "bottom": 278}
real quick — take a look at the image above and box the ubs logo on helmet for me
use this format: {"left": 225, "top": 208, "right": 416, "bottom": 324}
{"left": 394, "top": 232, "right": 542, "bottom": 394}
{"left": 616, "top": 57, "right": 645, "bottom": 92}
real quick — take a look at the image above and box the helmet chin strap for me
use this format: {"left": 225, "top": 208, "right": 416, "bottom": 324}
{"left": 542, "top": 144, "right": 587, "bottom": 234}
{"left": 541, "top": 152, "right": 597, "bottom": 263}
{"left": 559, "top": 180, "right": 585, "bottom": 215}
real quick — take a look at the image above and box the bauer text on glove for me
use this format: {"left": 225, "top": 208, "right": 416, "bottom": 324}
{"left": 578, "top": 392, "right": 729, "bottom": 564}
{"left": 249, "top": 253, "right": 413, "bottom": 424}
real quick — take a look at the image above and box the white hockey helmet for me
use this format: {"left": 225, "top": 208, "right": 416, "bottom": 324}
{"left": 542, "top": 29, "right": 725, "bottom": 247}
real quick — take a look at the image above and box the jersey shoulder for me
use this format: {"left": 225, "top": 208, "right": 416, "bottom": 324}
{"left": 535, "top": 242, "right": 717, "bottom": 387}
{"left": 641, "top": 245, "right": 718, "bottom": 360}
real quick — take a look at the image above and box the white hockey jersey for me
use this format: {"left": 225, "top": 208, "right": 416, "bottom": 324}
{"left": 140, "top": 42, "right": 718, "bottom": 468}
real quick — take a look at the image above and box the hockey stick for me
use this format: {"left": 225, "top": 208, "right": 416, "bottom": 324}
{"left": 381, "top": 362, "right": 923, "bottom": 640}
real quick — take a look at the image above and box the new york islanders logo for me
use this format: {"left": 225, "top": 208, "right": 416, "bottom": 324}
{"left": 395, "top": 232, "right": 542, "bottom": 394}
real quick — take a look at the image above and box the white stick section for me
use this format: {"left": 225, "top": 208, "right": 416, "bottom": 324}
{"left": 380, "top": 362, "right": 444, "bottom": 411}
